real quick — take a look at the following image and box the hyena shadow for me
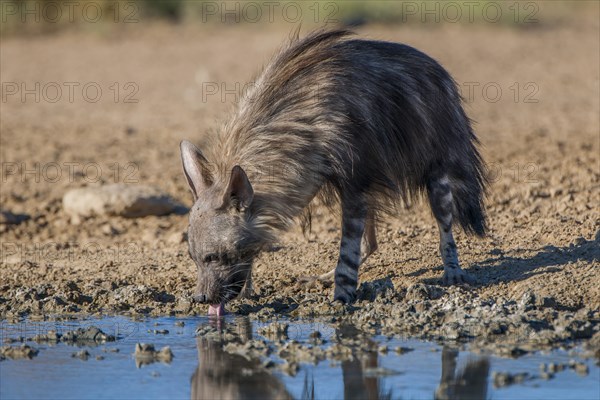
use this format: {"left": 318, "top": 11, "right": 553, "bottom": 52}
{"left": 413, "top": 230, "right": 599, "bottom": 287}
{"left": 474, "top": 229, "right": 600, "bottom": 286}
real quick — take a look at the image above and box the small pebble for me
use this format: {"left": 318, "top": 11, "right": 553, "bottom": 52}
{"left": 574, "top": 363, "right": 589, "bottom": 376}
{"left": 71, "top": 350, "right": 90, "bottom": 361}
{"left": 395, "top": 346, "right": 414, "bottom": 355}
{"left": 540, "top": 372, "right": 554, "bottom": 380}
{"left": 103, "top": 348, "right": 120, "bottom": 353}
{"left": 148, "top": 329, "right": 169, "bottom": 335}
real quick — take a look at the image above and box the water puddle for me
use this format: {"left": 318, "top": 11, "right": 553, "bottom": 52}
{"left": 1, "top": 316, "right": 598, "bottom": 399}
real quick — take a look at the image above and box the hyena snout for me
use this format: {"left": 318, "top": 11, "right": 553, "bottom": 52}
{"left": 192, "top": 287, "right": 219, "bottom": 304}
{"left": 192, "top": 293, "right": 208, "bottom": 303}
{"left": 192, "top": 286, "right": 226, "bottom": 304}
{"left": 193, "top": 270, "right": 222, "bottom": 304}
{"left": 193, "top": 267, "right": 249, "bottom": 304}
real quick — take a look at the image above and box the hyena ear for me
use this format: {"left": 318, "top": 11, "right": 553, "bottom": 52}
{"left": 223, "top": 165, "right": 254, "bottom": 211}
{"left": 180, "top": 140, "right": 213, "bottom": 201}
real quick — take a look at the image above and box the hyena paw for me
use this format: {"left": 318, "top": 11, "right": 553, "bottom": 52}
{"left": 333, "top": 286, "right": 356, "bottom": 304}
{"left": 442, "top": 267, "right": 474, "bottom": 286}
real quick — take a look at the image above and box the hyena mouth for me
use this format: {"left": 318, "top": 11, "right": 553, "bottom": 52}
{"left": 206, "top": 275, "right": 247, "bottom": 317}
{"left": 208, "top": 303, "right": 226, "bottom": 317}
{"left": 193, "top": 291, "right": 227, "bottom": 316}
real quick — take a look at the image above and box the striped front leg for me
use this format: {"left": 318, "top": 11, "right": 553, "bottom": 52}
{"left": 333, "top": 196, "right": 367, "bottom": 304}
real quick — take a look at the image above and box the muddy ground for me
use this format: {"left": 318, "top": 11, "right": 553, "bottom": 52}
{"left": 1, "top": 4, "right": 599, "bottom": 355}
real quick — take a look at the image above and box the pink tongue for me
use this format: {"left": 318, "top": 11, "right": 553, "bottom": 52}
{"left": 208, "top": 303, "right": 226, "bottom": 317}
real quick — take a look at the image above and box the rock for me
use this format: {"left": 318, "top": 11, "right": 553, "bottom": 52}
{"left": 134, "top": 343, "right": 173, "bottom": 367}
{"left": 103, "top": 347, "right": 120, "bottom": 353}
{"left": 258, "top": 322, "right": 289, "bottom": 341}
{"left": 536, "top": 296, "right": 557, "bottom": 309}
{"left": 497, "top": 346, "right": 528, "bottom": 358}
{"left": 101, "top": 223, "right": 120, "bottom": 236}
{"left": 325, "top": 343, "right": 353, "bottom": 361}
{"left": 148, "top": 329, "right": 169, "bottom": 335}
{"left": 540, "top": 372, "right": 554, "bottom": 380}
{"left": 62, "top": 184, "right": 186, "bottom": 221}
{"left": 223, "top": 339, "right": 271, "bottom": 360}
{"left": 519, "top": 291, "right": 536, "bottom": 310}
{"left": 176, "top": 296, "right": 193, "bottom": 314}
{"left": 357, "top": 278, "right": 394, "bottom": 302}
{"left": 0, "top": 344, "right": 39, "bottom": 360}
{"left": 569, "top": 321, "right": 594, "bottom": 339}
{"left": 492, "top": 371, "right": 529, "bottom": 388}
{"left": 547, "top": 362, "right": 565, "bottom": 373}
{"left": 279, "top": 360, "right": 299, "bottom": 376}
{"left": 414, "top": 301, "right": 429, "bottom": 313}
{"left": 61, "top": 326, "right": 115, "bottom": 344}
{"left": 167, "top": 231, "right": 187, "bottom": 244}
{"left": 405, "top": 284, "right": 445, "bottom": 301}
{"left": 574, "top": 363, "right": 589, "bottom": 376}
{"left": 488, "top": 321, "right": 507, "bottom": 335}
{"left": 111, "top": 285, "right": 167, "bottom": 308}
{"left": 309, "top": 331, "right": 321, "bottom": 339}
{"left": 32, "top": 330, "right": 61, "bottom": 343}
{"left": 394, "top": 346, "right": 414, "bottom": 355}
{"left": 566, "top": 360, "right": 590, "bottom": 376}
{"left": 0, "top": 210, "right": 29, "bottom": 225}
{"left": 4, "top": 336, "right": 25, "bottom": 344}
{"left": 71, "top": 350, "right": 90, "bottom": 360}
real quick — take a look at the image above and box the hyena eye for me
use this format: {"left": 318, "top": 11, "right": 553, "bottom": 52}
{"left": 204, "top": 253, "right": 219, "bottom": 263}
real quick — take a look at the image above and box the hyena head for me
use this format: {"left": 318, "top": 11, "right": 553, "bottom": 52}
{"left": 180, "top": 140, "right": 260, "bottom": 306}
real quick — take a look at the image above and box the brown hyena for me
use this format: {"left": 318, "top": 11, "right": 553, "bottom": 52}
{"left": 180, "top": 29, "right": 487, "bottom": 315}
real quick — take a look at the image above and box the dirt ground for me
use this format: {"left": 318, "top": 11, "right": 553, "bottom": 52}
{"left": 0, "top": 5, "right": 599, "bottom": 351}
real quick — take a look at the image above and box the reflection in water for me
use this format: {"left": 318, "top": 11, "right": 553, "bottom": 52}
{"left": 191, "top": 320, "right": 490, "bottom": 400}
{"left": 341, "top": 353, "right": 390, "bottom": 400}
{"left": 191, "top": 336, "right": 293, "bottom": 399}
{"left": 435, "top": 346, "right": 490, "bottom": 400}
{"left": 191, "top": 318, "right": 292, "bottom": 400}
{"left": 336, "top": 323, "right": 392, "bottom": 400}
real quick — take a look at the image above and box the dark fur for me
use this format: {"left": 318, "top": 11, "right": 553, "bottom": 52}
{"left": 221, "top": 29, "right": 487, "bottom": 236}
{"left": 181, "top": 29, "right": 487, "bottom": 305}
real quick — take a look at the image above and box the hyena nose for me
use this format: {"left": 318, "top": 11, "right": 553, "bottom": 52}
{"left": 193, "top": 294, "right": 208, "bottom": 303}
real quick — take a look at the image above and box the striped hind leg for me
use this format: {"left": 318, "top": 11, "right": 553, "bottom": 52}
{"left": 298, "top": 209, "right": 376, "bottom": 288}
{"left": 427, "top": 175, "right": 472, "bottom": 285}
{"left": 333, "top": 194, "right": 368, "bottom": 304}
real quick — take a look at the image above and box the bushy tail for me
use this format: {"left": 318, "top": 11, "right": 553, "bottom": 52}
{"left": 449, "top": 144, "right": 488, "bottom": 237}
